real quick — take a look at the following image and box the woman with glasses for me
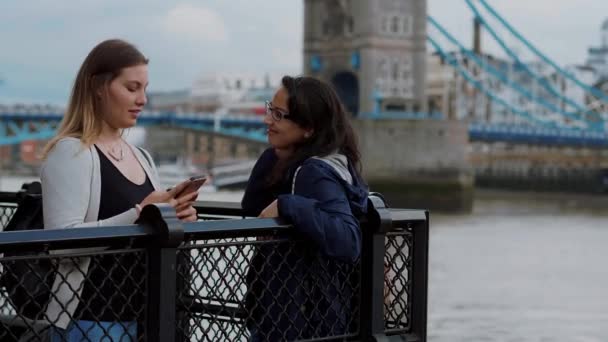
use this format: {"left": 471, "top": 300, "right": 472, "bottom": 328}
{"left": 242, "top": 75, "right": 369, "bottom": 341}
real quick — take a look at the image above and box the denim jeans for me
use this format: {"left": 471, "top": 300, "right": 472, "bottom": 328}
{"left": 49, "top": 320, "right": 137, "bottom": 342}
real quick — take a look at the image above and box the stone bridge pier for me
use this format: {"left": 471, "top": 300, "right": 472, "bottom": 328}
{"left": 354, "top": 118, "right": 473, "bottom": 212}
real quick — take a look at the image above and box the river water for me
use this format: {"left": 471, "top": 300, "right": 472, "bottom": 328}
{"left": 429, "top": 191, "right": 608, "bottom": 341}
{"left": 1, "top": 176, "right": 607, "bottom": 341}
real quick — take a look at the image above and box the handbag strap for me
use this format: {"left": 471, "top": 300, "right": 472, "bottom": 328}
{"left": 137, "top": 146, "right": 152, "bottom": 168}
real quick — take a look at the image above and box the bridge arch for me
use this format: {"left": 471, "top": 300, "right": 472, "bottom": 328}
{"left": 330, "top": 71, "right": 359, "bottom": 115}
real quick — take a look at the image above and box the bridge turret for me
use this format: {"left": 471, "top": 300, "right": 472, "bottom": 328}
{"left": 303, "top": 0, "right": 428, "bottom": 115}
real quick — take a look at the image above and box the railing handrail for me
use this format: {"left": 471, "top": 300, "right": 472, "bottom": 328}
{"left": 0, "top": 191, "right": 20, "bottom": 203}
{"left": 0, "top": 216, "right": 294, "bottom": 253}
{"left": 0, "top": 191, "right": 430, "bottom": 341}
{"left": 0, "top": 224, "right": 155, "bottom": 252}
{"left": 1, "top": 194, "right": 429, "bottom": 237}
{"left": 0, "top": 208, "right": 426, "bottom": 249}
{"left": 0, "top": 192, "right": 426, "bottom": 252}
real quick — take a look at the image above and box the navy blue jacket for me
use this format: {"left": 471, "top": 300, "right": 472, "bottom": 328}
{"left": 242, "top": 148, "right": 368, "bottom": 340}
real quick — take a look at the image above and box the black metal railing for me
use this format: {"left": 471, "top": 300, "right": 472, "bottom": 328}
{"left": 0, "top": 190, "right": 428, "bottom": 341}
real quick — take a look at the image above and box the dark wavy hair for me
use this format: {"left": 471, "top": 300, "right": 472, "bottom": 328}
{"left": 268, "top": 75, "right": 362, "bottom": 185}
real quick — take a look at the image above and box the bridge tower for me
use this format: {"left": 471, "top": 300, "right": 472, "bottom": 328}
{"left": 304, "top": 0, "right": 472, "bottom": 212}
{"left": 303, "top": 0, "right": 427, "bottom": 114}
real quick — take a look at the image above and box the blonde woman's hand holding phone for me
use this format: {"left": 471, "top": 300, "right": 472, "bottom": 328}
{"left": 168, "top": 176, "right": 205, "bottom": 222}
{"left": 174, "top": 191, "right": 198, "bottom": 222}
{"left": 137, "top": 178, "right": 198, "bottom": 221}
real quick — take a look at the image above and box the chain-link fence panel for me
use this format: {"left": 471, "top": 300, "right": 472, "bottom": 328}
{"left": 0, "top": 203, "right": 17, "bottom": 229}
{"left": 0, "top": 196, "right": 427, "bottom": 341}
{"left": 176, "top": 237, "right": 360, "bottom": 341}
{"left": 384, "top": 229, "right": 413, "bottom": 333}
{"left": 0, "top": 248, "right": 147, "bottom": 342}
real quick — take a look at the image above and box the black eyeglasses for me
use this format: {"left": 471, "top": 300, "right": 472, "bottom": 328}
{"left": 265, "top": 101, "right": 292, "bottom": 122}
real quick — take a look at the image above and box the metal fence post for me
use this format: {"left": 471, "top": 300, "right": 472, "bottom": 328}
{"left": 359, "top": 195, "right": 395, "bottom": 341}
{"left": 139, "top": 204, "right": 184, "bottom": 342}
{"left": 410, "top": 211, "right": 429, "bottom": 341}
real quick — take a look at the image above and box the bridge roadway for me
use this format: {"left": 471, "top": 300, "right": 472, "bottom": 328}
{"left": 2, "top": 111, "right": 608, "bottom": 148}
{"left": 0, "top": 111, "right": 268, "bottom": 145}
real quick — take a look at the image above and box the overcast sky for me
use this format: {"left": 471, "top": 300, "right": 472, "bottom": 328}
{"left": 0, "top": 0, "right": 606, "bottom": 104}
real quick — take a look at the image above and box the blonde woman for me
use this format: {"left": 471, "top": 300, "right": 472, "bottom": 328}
{"left": 41, "top": 39, "right": 197, "bottom": 341}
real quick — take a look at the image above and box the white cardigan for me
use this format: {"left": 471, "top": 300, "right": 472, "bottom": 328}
{"left": 40, "top": 137, "right": 161, "bottom": 329}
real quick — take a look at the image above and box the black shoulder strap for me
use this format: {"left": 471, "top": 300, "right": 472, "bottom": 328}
{"left": 137, "top": 146, "right": 152, "bottom": 168}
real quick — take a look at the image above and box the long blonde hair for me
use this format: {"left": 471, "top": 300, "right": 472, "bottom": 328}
{"left": 42, "top": 39, "right": 148, "bottom": 158}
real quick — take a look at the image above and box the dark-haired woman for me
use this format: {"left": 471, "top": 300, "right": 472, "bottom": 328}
{"left": 242, "top": 76, "right": 369, "bottom": 341}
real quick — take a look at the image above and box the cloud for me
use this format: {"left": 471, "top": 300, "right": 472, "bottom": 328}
{"left": 428, "top": 0, "right": 608, "bottom": 66}
{"left": 164, "top": 4, "right": 228, "bottom": 43}
{"left": 1, "top": 0, "right": 606, "bottom": 105}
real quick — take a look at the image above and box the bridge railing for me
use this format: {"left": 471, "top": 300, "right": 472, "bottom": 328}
{"left": 0, "top": 191, "right": 428, "bottom": 341}
{"left": 469, "top": 122, "right": 608, "bottom": 147}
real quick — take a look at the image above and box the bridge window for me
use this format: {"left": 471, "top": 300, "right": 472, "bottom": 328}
{"left": 386, "top": 104, "right": 405, "bottom": 111}
{"left": 429, "top": 99, "right": 439, "bottom": 112}
{"left": 377, "top": 60, "right": 387, "bottom": 78}
{"left": 391, "top": 16, "right": 399, "bottom": 33}
{"left": 322, "top": 20, "right": 329, "bottom": 36}
{"left": 382, "top": 17, "right": 388, "bottom": 32}
{"left": 392, "top": 63, "right": 399, "bottom": 80}
{"left": 403, "top": 15, "right": 413, "bottom": 35}
{"left": 346, "top": 17, "right": 354, "bottom": 34}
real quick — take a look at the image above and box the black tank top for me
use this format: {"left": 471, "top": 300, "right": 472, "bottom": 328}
{"left": 76, "top": 146, "right": 154, "bottom": 321}
{"left": 96, "top": 145, "right": 154, "bottom": 219}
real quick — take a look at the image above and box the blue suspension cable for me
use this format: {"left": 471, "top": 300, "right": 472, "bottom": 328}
{"left": 428, "top": 36, "right": 569, "bottom": 129}
{"left": 464, "top": 0, "right": 590, "bottom": 114}
{"left": 476, "top": 0, "right": 608, "bottom": 105}
{"left": 428, "top": 15, "right": 593, "bottom": 129}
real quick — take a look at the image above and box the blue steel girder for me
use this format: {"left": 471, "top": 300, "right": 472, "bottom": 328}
{"left": 0, "top": 112, "right": 268, "bottom": 145}
{"left": 0, "top": 118, "right": 59, "bottom": 146}
{"left": 5, "top": 111, "right": 608, "bottom": 148}
{"left": 469, "top": 123, "right": 608, "bottom": 148}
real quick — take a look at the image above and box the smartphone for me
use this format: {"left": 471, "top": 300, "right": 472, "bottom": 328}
{"left": 174, "top": 175, "right": 207, "bottom": 198}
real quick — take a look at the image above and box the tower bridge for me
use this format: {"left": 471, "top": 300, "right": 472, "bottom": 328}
{"left": 2, "top": 0, "right": 608, "bottom": 210}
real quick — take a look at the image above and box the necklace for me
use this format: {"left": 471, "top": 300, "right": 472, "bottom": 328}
{"left": 104, "top": 140, "right": 124, "bottom": 162}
